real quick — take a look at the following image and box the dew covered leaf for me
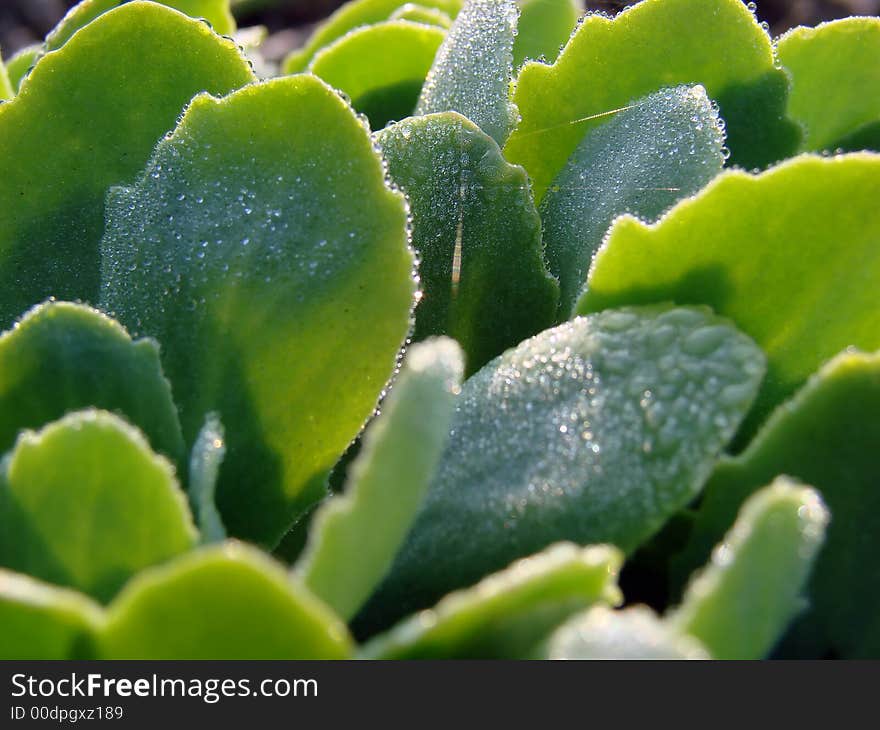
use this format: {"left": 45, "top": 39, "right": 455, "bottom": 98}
{"left": 0, "top": 569, "right": 103, "bottom": 660}
{"left": 298, "top": 339, "right": 462, "bottom": 620}
{"left": 96, "top": 542, "right": 351, "bottom": 659}
{"left": 46, "top": 0, "right": 237, "bottom": 50}
{"left": 777, "top": 18, "right": 880, "bottom": 152}
{"left": 670, "top": 479, "right": 828, "bottom": 660}
{"left": 309, "top": 20, "right": 445, "bottom": 130}
{"left": 542, "top": 85, "right": 725, "bottom": 317}
{"left": 360, "top": 543, "right": 621, "bottom": 658}
{"left": 506, "top": 0, "right": 800, "bottom": 202}
{"left": 100, "top": 75, "right": 415, "bottom": 547}
{"left": 358, "top": 305, "right": 764, "bottom": 628}
{"left": 188, "top": 414, "right": 227, "bottom": 545}
{"left": 390, "top": 3, "right": 453, "bottom": 26}
{"left": 416, "top": 0, "right": 519, "bottom": 145}
{"left": 0, "top": 301, "right": 184, "bottom": 467}
{"left": 577, "top": 153, "right": 880, "bottom": 442}
{"left": 376, "top": 112, "right": 558, "bottom": 373}
{"left": 545, "top": 606, "right": 708, "bottom": 659}
{"left": 514, "top": 0, "right": 582, "bottom": 67}
{"left": 0, "top": 411, "right": 197, "bottom": 603}
{"left": 0, "top": 2, "right": 254, "bottom": 327}
{"left": 672, "top": 350, "right": 880, "bottom": 658}
{"left": 283, "top": 0, "right": 462, "bottom": 73}
{"left": 4, "top": 44, "right": 40, "bottom": 93}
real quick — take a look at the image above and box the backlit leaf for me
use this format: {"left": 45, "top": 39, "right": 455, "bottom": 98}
{"left": 310, "top": 20, "right": 445, "bottom": 130}
{"left": 670, "top": 478, "right": 828, "bottom": 659}
{"left": 283, "top": 0, "right": 462, "bottom": 74}
{"left": 777, "top": 17, "right": 880, "bottom": 152}
{"left": 0, "top": 2, "right": 254, "bottom": 326}
{"left": 0, "top": 569, "right": 102, "bottom": 659}
{"left": 577, "top": 153, "right": 880, "bottom": 442}
{"left": 514, "top": 0, "right": 582, "bottom": 67}
{"left": 100, "top": 75, "right": 415, "bottom": 546}
{"left": 298, "top": 338, "right": 463, "bottom": 620}
{"left": 46, "top": 0, "right": 236, "bottom": 50}
{"left": 0, "top": 49, "right": 12, "bottom": 100}
{"left": 3, "top": 44, "right": 40, "bottom": 93}
{"left": 96, "top": 542, "right": 351, "bottom": 659}
{"left": 506, "top": 0, "right": 800, "bottom": 201}
{"left": 0, "top": 301, "right": 184, "bottom": 467}
{"left": 0, "top": 410, "right": 197, "bottom": 603}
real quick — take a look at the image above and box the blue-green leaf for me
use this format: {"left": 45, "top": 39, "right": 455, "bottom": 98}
{"left": 416, "top": 0, "right": 519, "bottom": 144}
{"left": 358, "top": 305, "right": 764, "bottom": 629}
{"left": 542, "top": 85, "right": 725, "bottom": 316}
{"left": 100, "top": 75, "right": 415, "bottom": 546}
{"left": 376, "top": 112, "right": 559, "bottom": 373}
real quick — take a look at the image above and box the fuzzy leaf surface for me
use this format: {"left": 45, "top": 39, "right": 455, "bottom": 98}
{"left": 377, "top": 112, "right": 558, "bottom": 372}
{"left": 360, "top": 305, "right": 764, "bottom": 628}
{"left": 0, "top": 2, "right": 254, "bottom": 325}
{"left": 101, "top": 76, "right": 415, "bottom": 546}
{"left": 577, "top": 153, "right": 880, "bottom": 441}
{"left": 506, "top": 0, "right": 799, "bottom": 201}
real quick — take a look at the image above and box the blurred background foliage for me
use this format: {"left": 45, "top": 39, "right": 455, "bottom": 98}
{"left": 2, "top": 0, "right": 879, "bottom": 64}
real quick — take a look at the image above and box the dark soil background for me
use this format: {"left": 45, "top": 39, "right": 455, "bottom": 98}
{"left": 2, "top": 0, "right": 879, "bottom": 63}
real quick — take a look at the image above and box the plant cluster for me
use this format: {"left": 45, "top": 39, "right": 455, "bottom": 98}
{"left": 0, "top": 0, "right": 878, "bottom": 659}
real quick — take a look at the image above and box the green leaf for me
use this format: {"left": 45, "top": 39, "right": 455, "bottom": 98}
{"left": 506, "top": 0, "right": 799, "bottom": 202}
{"left": 188, "top": 414, "right": 227, "bottom": 544}
{"left": 576, "top": 153, "right": 880, "bottom": 443}
{"left": 361, "top": 543, "right": 621, "bottom": 658}
{"left": 669, "top": 478, "right": 828, "bottom": 660}
{"left": 46, "top": 0, "right": 236, "bottom": 50}
{"left": 359, "top": 305, "right": 764, "bottom": 629}
{"left": 416, "top": 0, "right": 518, "bottom": 145}
{"left": 514, "top": 0, "right": 582, "bottom": 67}
{"left": 298, "top": 338, "right": 463, "bottom": 620}
{"left": 310, "top": 20, "right": 445, "bottom": 130}
{"left": 0, "top": 410, "right": 197, "bottom": 603}
{"left": 0, "top": 48, "right": 12, "bottom": 100}
{"left": 0, "top": 301, "right": 184, "bottom": 467}
{"left": 0, "top": 569, "right": 103, "bottom": 660}
{"left": 0, "top": 2, "right": 254, "bottom": 327}
{"left": 778, "top": 18, "right": 880, "bottom": 152}
{"left": 672, "top": 350, "right": 880, "bottom": 658}
{"left": 545, "top": 606, "right": 708, "bottom": 659}
{"left": 390, "top": 3, "right": 453, "bottom": 27}
{"left": 4, "top": 44, "right": 40, "bottom": 93}
{"left": 100, "top": 75, "right": 415, "bottom": 547}
{"left": 542, "top": 85, "right": 725, "bottom": 317}
{"left": 376, "top": 112, "right": 559, "bottom": 373}
{"left": 96, "top": 542, "right": 352, "bottom": 659}
{"left": 283, "top": 0, "right": 462, "bottom": 74}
